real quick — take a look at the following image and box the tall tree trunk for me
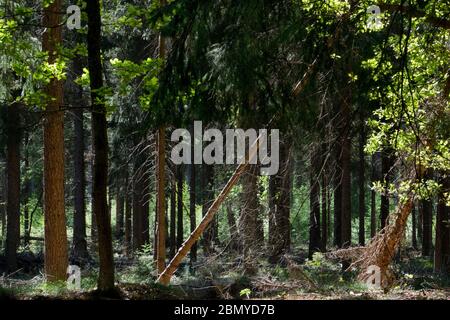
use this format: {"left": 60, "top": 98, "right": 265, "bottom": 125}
{"left": 226, "top": 202, "right": 238, "bottom": 250}
{"left": 124, "top": 168, "right": 132, "bottom": 255}
{"left": 412, "top": 204, "right": 418, "bottom": 249}
{"left": 132, "top": 158, "right": 143, "bottom": 250}
{"left": 169, "top": 184, "right": 176, "bottom": 258}
{"left": 156, "top": 126, "right": 167, "bottom": 274}
{"left": 86, "top": 0, "right": 115, "bottom": 291}
{"left": 358, "top": 125, "right": 366, "bottom": 246}
{"left": 321, "top": 157, "right": 328, "bottom": 251}
{"left": 268, "top": 139, "right": 292, "bottom": 262}
{"left": 189, "top": 161, "right": 197, "bottom": 264}
{"left": 72, "top": 54, "right": 88, "bottom": 261}
{"left": 333, "top": 143, "right": 342, "bottom": 247}
{"left": 421, "top": 170, "right": 433, "bottom": 257}
{"left": 23, "top": 133, "right": 30, "bottom": 246}
{"left": 370, "top": 154, "right": 377, "bottom": 238}
{"left": 380, "top": 151, "right": 391, "bottom": 229}
{"left": 115, "top": 185, "right": 124, "bottom": 240}
{"left": 202, "top": 164, "right": 214, "bottom": 254}
{"left": 434, "top": 176, "right": 450, "bottom": 273}
{"left": 341, "top": 107, "right": 352, "bottom": 250}
{"left": 176, "top": 166, "right": 184, "bottom": 248}
{"left": 5, "top": 103, "right": 21, "bottom": 272}
{"left": 239, "top": 164, "right": 260, "bottom": 271}
{"left": 309, "top": 145, "right": 321, "bottom": 258}
{"left": 42, "top": 0, "right": 68, "bottom": 281}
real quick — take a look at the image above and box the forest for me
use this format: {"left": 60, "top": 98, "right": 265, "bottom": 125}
{"left": 0, "top": 0, "right": 449, "bottom": 301}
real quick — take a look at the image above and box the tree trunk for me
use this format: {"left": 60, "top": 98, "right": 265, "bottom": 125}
{"left": 268, "top": 139, "right": 292, "bottom": 261}
{"left": 202, "top": 164, "right": 214, "bottom": 254}
{"left": 5, "top": 103, "right": 21, "bottom": 272}
{"left": 341, "top": 107, "right": 352, "bottom": 250}
{"left": 189, "top": 135, "right": 197, "bottom": 264}
{"left": 333, "top": 142, "right": 342, "bottom": 247}
{"left": 434, "top": 176, "right": 450, "bottom": 273}
{"left": 411, "top": 204, "right": 418, "bottom": 249}
{"left": 23, "top": 133, "right": 30, "bottom": 246}
{"left": 42, "top": 0, "right": 68, "bottom": 281}
{"left": 309, "top": 144, "right": 321, "bottom": 258}
{"left": 321, "top": 154, "right": 328, "bottom": 251}
{"left": 86, "top": 0, "right": 115, "bottom": 291}
{"left": 156, "top": 126, "right": 167, "bottom": 274}
{"left": 226, "top": 202, "right": 238, "bottom": 250}
{"left": 370, "top": 154, "right": 377, "bottom": 238}
{"left": 176, "top": 166, "right": 184, "bottom": 248}
{"left": 169, "top": 184, "right": 176, "bottom": 258}
{"left": 421, "top": 197, "right": 433, "bottom": 257}
{"left": 124, "top": 168, "right": 132, "bottom": 255}
{"left": 115, "top": 186, "right": 124, "bottom": 240}
{"left": 358, "top": 125, "right": 366, "bottom": 246}
{"left": 380, "top": 151, "right": 391, "bottom": 229}
{"left": 72, "top": 54, "right": 88, "bottom": 261}
{"left": 132, "top": 158, "right": 143, "bottom": 250}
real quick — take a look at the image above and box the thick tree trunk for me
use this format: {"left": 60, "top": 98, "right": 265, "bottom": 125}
{"left": 42, "top": 0, "right": 68, "bottom": 282}
{"left": 309, "top": 145, "right": 321, "bottom": 258}
{"left": 239, "top": 164, "right": 260, "bottom": 270}
{"left": 176, "top": 166, "right": 184, "bottom": 248}
{"left": 434, "top": 176, "right": 450, "bottom": 273}
{"left": 5, "top": 103, "right": 21, "bottom": 272}
{"left": 268, "top": 140, "right": 292, "bottom": 261}
{"left": 86, "top": 0, "right": 115, "bottom": 291}
{"left": 72, "top": 53, "right": 88, "bottom": 261}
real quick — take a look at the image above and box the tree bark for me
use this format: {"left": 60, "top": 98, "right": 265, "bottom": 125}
{"left": 72, "top": 55, "right": 88, "bottom": 261}
{"left": 86, "top": 0, "right": 115, "bottom": 291}
{"left": 169, "top": 183, "right": 176, "bottom": 258}
{"left": 176, "top": 166, "right": 184, "bottom": 248}
{"left": 358, "top": 124, "right": 366, "bottom": 246}
{"left": 42, "top": 0, "right": 68, "bottom": 282}
{"left": 434, "top": 176, "right": 450, "bottom": 273}
{"left": 421, "top": 169, "right": 433, "bottom": 257}
{"left": 309, "top": 144, "right": 321, "bottom": 258}
{"left": 5, "top": 103, "right": 21, "bottom": 272}
{"left": 268, "top": 139, "right": 292, "bottom": 262}
{"left": 333, "top": 142, "right": 342, "bottom": 247}
{"left": 411, "top": 203, "right": 418, "bottom": 249}
{"left": 380, "top": 151, "right": 391, "bottom": 229}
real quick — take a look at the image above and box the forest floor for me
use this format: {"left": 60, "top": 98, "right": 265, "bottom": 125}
{"left": 1, "top": 247, "right": 449, "bottom": 300}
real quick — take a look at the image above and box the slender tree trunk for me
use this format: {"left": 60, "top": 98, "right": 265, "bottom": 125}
{"left": 86, "top": 0, "right": 115, "bottom": 291}
{"left": 5, "top": 103, "right": 21, "bottom": 272}
{"left": 156, "top": 126, "right": 167, "bottom": 274}
{"left": 412, "top": 204, "right": 418, "bottom": 249}
{"left": 421, "top": 170, "right": 433, "bottom": 257}
{"left": 132, "top": 159, "right": 143, "bottom": 250}
{"left": 124, "top": 168, "right": 132, "bottom": 255}
{"left": 176, "top": 166, "right": 184, "bottom": 248}
{"left": 309, "top": 145, "right": 321, "bottom": 258}
{"left": 0, "top": 162, "right": 5, "bottom": 249}
{"left": 42, "top": 0, "right": 68, "bottom": 281}
{"left": 334, "top": 142, "right": 342, "bottom": 247}
{"left": 226, "top": 202, "right": 238, "bottom": 250}
{"left": 202, "top": 164, "right": 214, "bottom": 254}
{"left": 23, "top": 133, "right": 30, "bottom": 246}
{"left": 321, "top": 159, "right": 328, "bottom": 251}
{"left": 189, "top": 161, "right": 197, "bottom": 264}
{"left": 380, "top": 151, "right": 391, "bottom": 229}
{"left": 370, "top": 154, "right": 377, "bottom": 238}
{"left": 115, "top": 185, "right": 124, "bottom": 240}
{"left": 169, "top": 184, "right": 176, "bottom": 258}
{"left": 434, "top": 176, "right": 450, "bottom": 273}
{"left": 358, "top": 125, "right": 366, "bottom": 246}
{"left": 341, "top": 108, "right": 352, "bottom": 250}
